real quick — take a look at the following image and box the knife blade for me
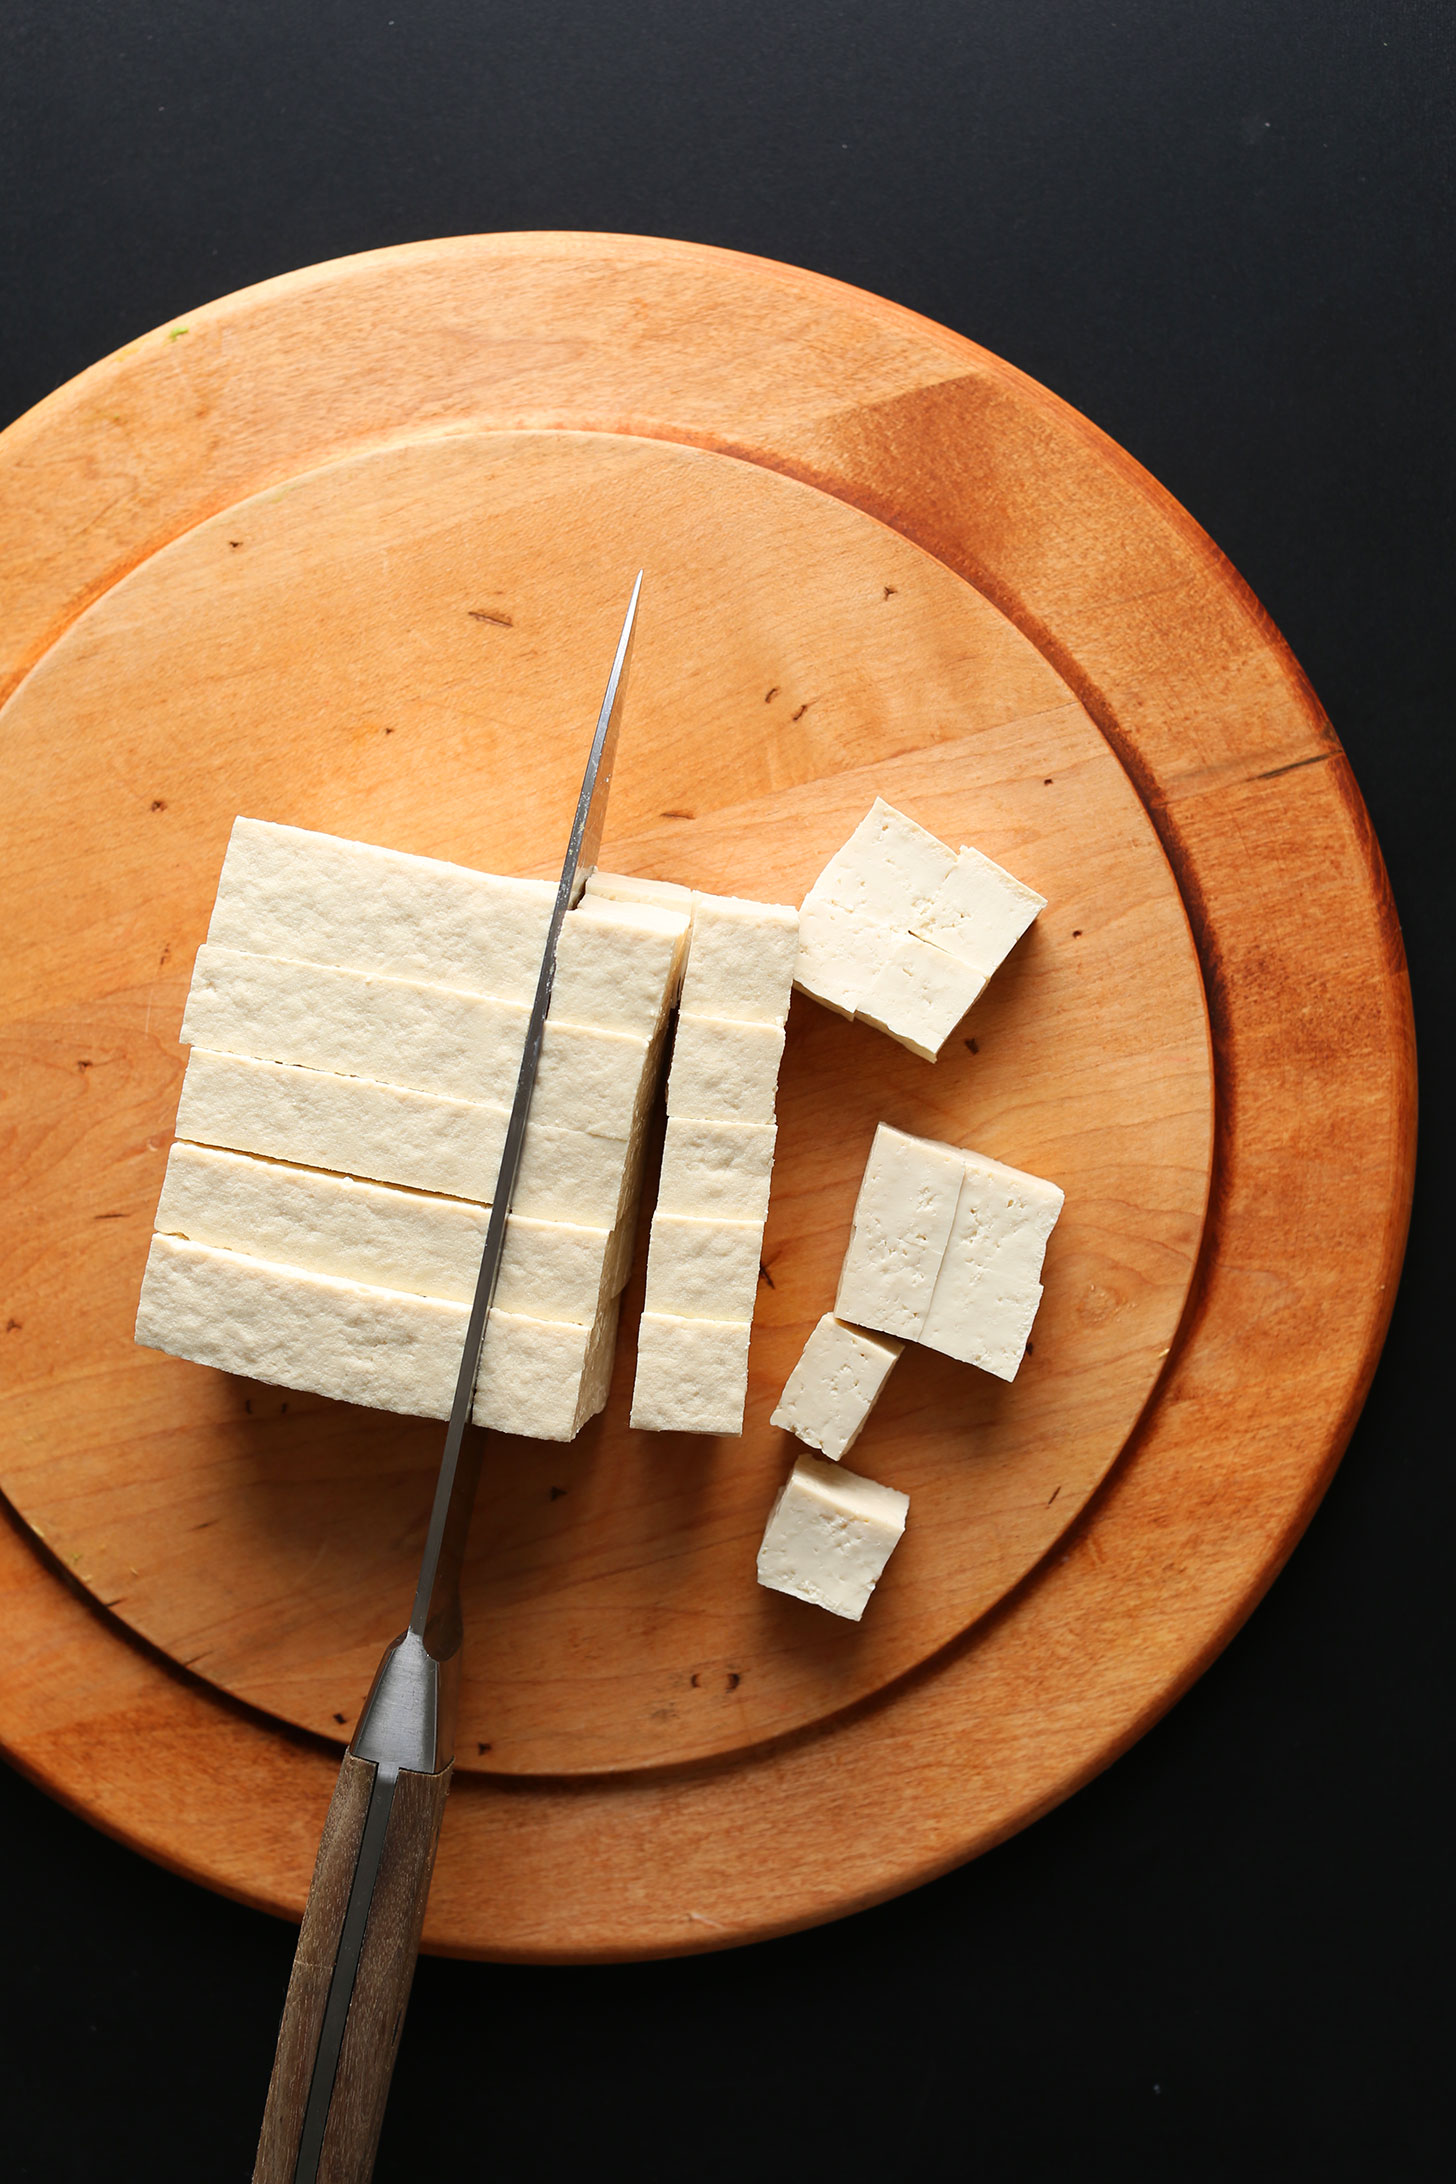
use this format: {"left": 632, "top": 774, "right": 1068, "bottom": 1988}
{"left": 253, "top": 572, "right": 642, "bottom": 2184}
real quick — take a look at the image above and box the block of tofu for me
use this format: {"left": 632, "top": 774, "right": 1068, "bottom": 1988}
{"left": 176, "top": 1049, "right": 636, "bottom": 1225}
{"left": 182, "top": 945, "right": 650, "bottom": 1131}
{"left": 642, "top": 1212, "right": 762, "bottom": 1324}
{"left": 678, "top": 893, "right": 799, "bottom": 1028}
{"left": 655, "top": 1119, "right": 778, "bottom": 1222}
{"left": 756, "top": 1453, "right": 909, "bottom": 1621}
{"left": 857, "top": 934, "right": 988, "bottom": 1061}
{"left": 665, "top": 1014, "right": 786, "bottom": 1125}
{"left": 155, "top": 1141, "right": 619, "bottom": 1320}
{"left": 912, "top": 844, "right": 1046, "bottom": 975}
{"left": 919, "top": 1148, "right": 1064, "bottom": 1378}
{"left": 136, "top": 1233, "right": 617, "bottom": 1440}
{"left": 629, "top": 1313, "right": 753, "bottom": 1435}
{"left": 770, "top": 1314, "right": 904, "bottom": 1460}
{"left": 208, "top": 819, "right": 689, "bottom": 1032}
{"left": 834, "top": 1123, "right": 967, "bottom": 1340}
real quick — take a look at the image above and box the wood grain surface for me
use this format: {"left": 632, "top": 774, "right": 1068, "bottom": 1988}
{"left": 0, "top": 429, "right": 1211, "bottom": 1774}
{"left": 0, "top": 234, "right": 1414, "bottom": 1959}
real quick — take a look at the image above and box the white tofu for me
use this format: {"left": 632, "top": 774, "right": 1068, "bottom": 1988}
{"left": 857, "top": 933, "right": 987, "bottom": 1061}
{"left": 208, "top": 818, "right": 689, "bottom": 1031}
{"left": 642, "top": 1213, "right": 762, "bottom": 1324}
{"left": 756, "top": 1453, "right": 909, "bottom": 1621}
{"left": 584, "top": 869, "right": 695, "bottom": 915}
{"left": 912, "top": 844, "right": 1046, "bottom": 975}
{"left": 919, "top": 1148, "right": 1064, "bottom": 1379}
{"left": 655, "top": 1119, "right": 778, "bottom": 1222}
{"left": 665, "top": 1014, "right": 785, "bottom": 1125}
{"left": 182, "top": 945, "right": 649, "bottom": 1132}
{"left": 629, "top": 1313, "right": 752, "bottom": 1435}
{"left": 833, "top": 1123, "right": 966, "bottom": 1340}
{"left": 136, "top": 1233, "right": 616, "bottom": 1441}
{"left": 678, "top": 893, "right": 799, "bottom": 1028}
{"left": 155, "top": 1141, "right": 617, "bottom": 1321}
{"left": 804, "top": 797, "right": 957, "bottom": 928}
{"left": 770, "top": 1314, "right": 903, "bottom": 1460}
{"left": 792, "top": 894, "right": 893, "bottom": 1017}
{"left": 175, "top": 1049, "right": 635, "bottom": 1225}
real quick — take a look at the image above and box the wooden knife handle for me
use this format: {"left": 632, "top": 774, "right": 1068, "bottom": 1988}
{"left": 254, "top": 1750, "right": 453, "bottom": 2184}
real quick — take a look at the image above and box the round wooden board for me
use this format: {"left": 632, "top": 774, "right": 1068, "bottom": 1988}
{"left": 0, "top": 236, "right": 1413, "bottom": 1959}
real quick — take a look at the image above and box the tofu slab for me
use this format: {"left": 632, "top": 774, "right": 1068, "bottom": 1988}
{"left": 182, "top": 944, "right": 649, "bottom": 1130}
{"left": 805, "top": 797, "right": 957, "bottom": 929}
{"left": 834, "top": 1123, "right": 967, "bottom": 1340}
{"left": 756, "top": 1453, "right": 909, "bottom": 1621}
{"left": 209, "top": 818, "right": 688, "bottom": 1031}
{"left": 176, "top": 1049, "right": 635, "bottom": 1224}
{"left": 665, "top": 1014, "right": 786, "bottom": 1124}
{"left": 919, "top": 1148, "right": 1064, "bottom": 1378}
{"left": 678, "top": 893, "right": 799, "bottom": 1028}
{"left": 912, "top": 844, "right": 1046, "bottom": 976}
{"left": 156, "top": 1141, "right": 618, "bottom": 1321}
{"left": 136, "top": 1233, "right": 617, "bottom": 1441}
{"left": 629, "top": 1314, "right": 752, "bottom": 1435}
{"left": 642, "top": 1212, "right": 762, "bottom": 1324}
{"left": 770, "top": 1313, "right": 904, "bottom": 1461}
{"left": 655, "top": 1119, "right": 778, "bottom": 1222}
{"left": 857, "top": 934, "right": 987, "bottom": 1061}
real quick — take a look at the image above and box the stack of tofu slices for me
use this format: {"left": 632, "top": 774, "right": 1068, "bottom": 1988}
{"left": 137, "top": 820, "right": 799, "bottom": 1444}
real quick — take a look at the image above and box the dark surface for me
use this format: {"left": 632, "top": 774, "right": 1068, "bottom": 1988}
{"left": 1, "top": 4, "right": 1451, "bottom": 2178}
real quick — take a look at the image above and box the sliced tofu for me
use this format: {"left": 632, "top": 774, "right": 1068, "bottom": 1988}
{"left": 655, "top": 1118, "right": 778, "bottom": 1222}
{"left": 918, "top": 1148, "right": 1064, "bottom": 1378}
{"left": 912, "top": 844, "right": 1046, "bottom": 976}
{"left": 182, "top": 945, "right": 649, "bottom": 1130}
{"left": 791, "top": 894, "right": 890, "bottom": 1018}
{"left": 209, "top": 817, "right": 689, "bottom": 1030}
{"left": 834, "top": 1123, "right": 967, "bottom": 1340}
{"left": 756, "top": 1453, "right": 909, "bottom": 1621}
{"left": 804, "top": 797, "right": 957, "bottom": 929}
{"left": 678, "top": 893, "right": 800, "bottom": 1028}
{"left": 175, "top": 1049, "right": 637, "bottom": 1225}
{"left": 629, "top": 1313, "right": 753, "bottom": 1436}
{"left": 665, "top": 1015, "right": 785, "bottom": 1125}
{"left": 584, "top": 869, "right": 695, "bottom": 915}
{"left": 642, "top": 1212, "right": 762, "bottom": 1324}
{"left": 770, "top": 1314, "right": 903, "bottom": 1461}
{"left": 155, "top": 1141, "right": 620, "bottom": 1321}
{"left": 857, "top": 934, "right": 987, "bottom": 1061}
{"left": 136, "top": 1232, "right": 617, "bottom": 1441}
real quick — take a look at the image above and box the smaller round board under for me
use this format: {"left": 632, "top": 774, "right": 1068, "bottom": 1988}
{"left": 0, "top": 235, "right": 1413, "bottom": 1960}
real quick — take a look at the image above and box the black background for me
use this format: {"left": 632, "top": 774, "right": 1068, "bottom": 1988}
{"left": 1, "top": 5, "right": 1450, "bottom": 2178}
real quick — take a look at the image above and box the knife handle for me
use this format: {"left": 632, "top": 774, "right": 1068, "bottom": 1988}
{"left": 254, "top": 1750, "right": 453, "bottom": 2184}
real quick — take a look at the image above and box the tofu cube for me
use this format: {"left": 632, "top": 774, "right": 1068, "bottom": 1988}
{"left": 806, "top": 797, "right": 957, "bottom": 928}
{"left": 756, "top": 1453, "right": 909, "bottom": 1621}
{"left": 771, "top": 1314, "right": 904, "bottom": 1460}
{"left": 665, "top": 1014, "right": 786, "bottom": 1124}
{"left": 678, "top": 893, "right": 799, "bottom": 1028}
{"left": 919, "top": 1149, "right": 1065, "bottom": 1378}
{"left": 629, "top": 1314, "right": 753, "bottom": 1436}
{"left": 655, "top": 1118, "right": 779, "bottom": 1222}
{"left": 642, "top": 1212, "right": 762, "bottom": 1324}
{"left": 912, "top": 844, "right": 1046, "bottom": 975}
{"left": 857, "top": 933, "right": 987, "bottom": 1060}
{"left": 834, "top": 1123, "right": 967, "bottom": 1340}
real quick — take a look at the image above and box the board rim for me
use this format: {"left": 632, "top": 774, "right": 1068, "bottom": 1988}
{"left": 0, "top": 232, "right": 1416, "bottom": 1960}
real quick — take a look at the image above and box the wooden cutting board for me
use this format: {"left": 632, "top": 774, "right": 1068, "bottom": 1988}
{"left": 0, "top": 234, "right": 1413, "bottom": 1959}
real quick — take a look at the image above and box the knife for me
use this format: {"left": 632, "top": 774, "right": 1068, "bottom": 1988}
{"left": 253, "top": 573, "right": 642, "bottom": 2184}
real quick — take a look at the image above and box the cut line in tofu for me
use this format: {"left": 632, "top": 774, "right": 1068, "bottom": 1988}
{"left": 770, "top": 1314, "right": 904, "bottom": 1461}
{"left": 629, "top": 1313, "right": 753, "bottom": 1436}
{"left": 665, "top": 1014, "right": 786, "bottom": 1125}
{"left": 756, "top": 1453, "right": 909, "bottom": 1621}
{"left": 182, "top": 944, "right": 650, "bottom": 1130}
{"left": 834, "top": 1123, "right": 967, "bottom": 1340}
{"left": 678, "top": 893, "right": 799, "bottom": 1028}
{"left": 176, "top": 1049, "right": 640, "bottom": 1226}
{"left": 642, "top": 1212, "right": 762, "bottom": 1325}
{"left": 911, "top": 844, "right": 1046, "bottom": 977}
{"left": 136, "top": 1233, "right": 618, "bottom": 1442}
{"left": 156, "top": 1141, "right": 625, "bottom": 1321}
{"left": 918, "top": 1147, "right": 1065, "bottom": 1380}
{"left": 209, "top": 818, "right": 689, "bottom": 1030}
{"left": 857, "top": 934, "right": 987, "bottom": 1062}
